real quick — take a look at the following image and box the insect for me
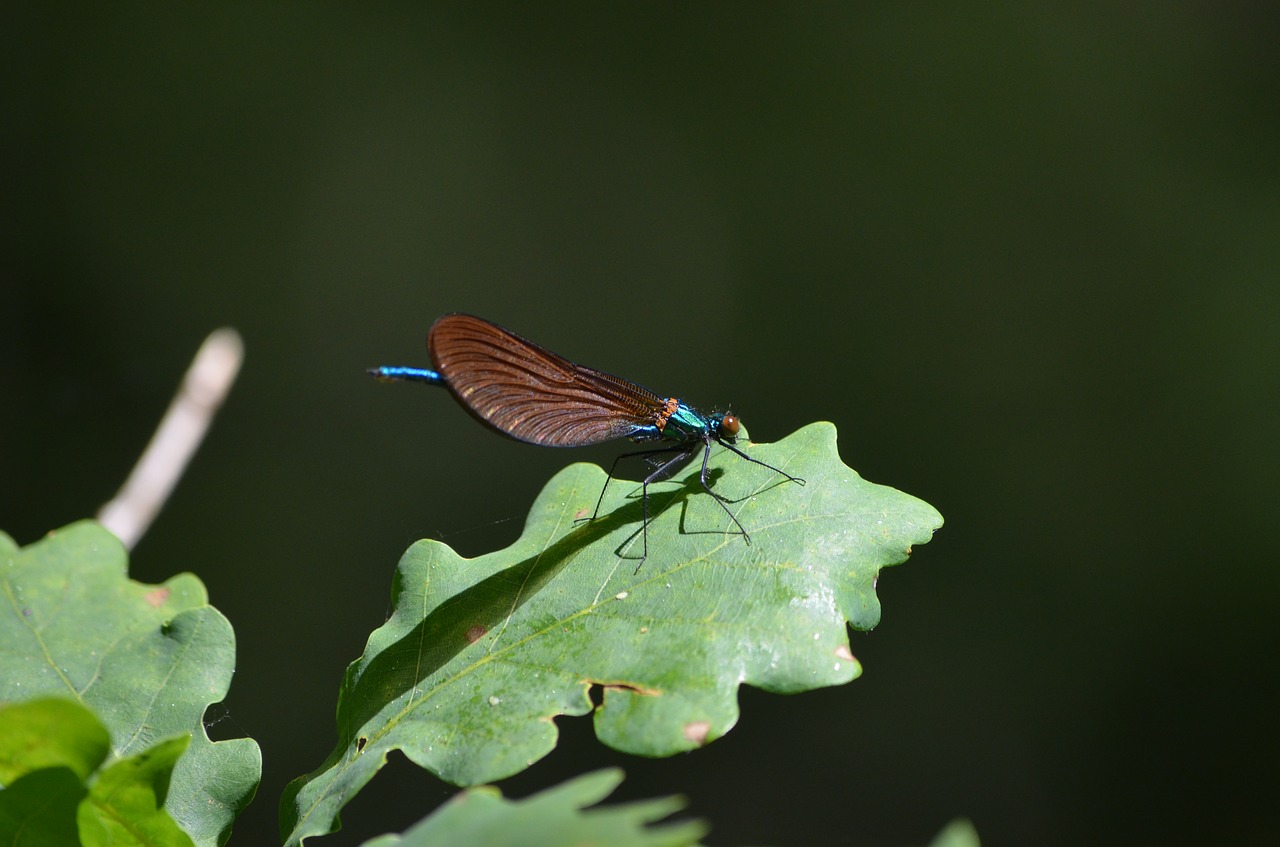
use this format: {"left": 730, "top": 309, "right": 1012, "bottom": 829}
{"left": 369, "top": 313, "right": 804, "bottom": 568}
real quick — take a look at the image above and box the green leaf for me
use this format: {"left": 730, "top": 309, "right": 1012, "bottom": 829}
{"left": 0, "top": 698, "right": 195, "bottom": 847}
{"left": 360, "top": 769, "right": 705, "bottom": 847}
{"left": 283, "top": 422, "right": 941, "bottom": 844}
{"left": 927, "top": 819, "right": 981, "bottom": 847}
{"left": 0, "top": 697, "right": 111, "bottom": 783}
{"left": 0, "top": 523, "right": 262, "bottom": 847}
{"left": 79, "top": 735, "right": 194, "bottom": 847}
{"left": 0, "top": 767, "right": 86, "bottom": 847}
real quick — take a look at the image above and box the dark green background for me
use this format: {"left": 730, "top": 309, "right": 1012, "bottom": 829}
{"left": 6, "top": 4, "right": 1278, "bottom": 845}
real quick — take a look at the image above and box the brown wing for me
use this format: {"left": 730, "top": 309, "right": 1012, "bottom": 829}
{"left": 427, "top": 313, "right": 666, "bottom": 447}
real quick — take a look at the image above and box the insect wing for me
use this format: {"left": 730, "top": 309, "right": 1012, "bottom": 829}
{"left": 427, "top": 314, "right": 664, "bottom": 447}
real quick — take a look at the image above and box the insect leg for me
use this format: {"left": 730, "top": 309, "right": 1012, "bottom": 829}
{"left": 589, "top": 444, "right": 697, "bottom": 522}
{"left": 634, "top": 444, "right": 701, "bottom": 572}
{"left": 698, "top": 439, "right": 752, "bottom": 543}
{"left": 715, "top": 439, "right": 807, "bottom": 486}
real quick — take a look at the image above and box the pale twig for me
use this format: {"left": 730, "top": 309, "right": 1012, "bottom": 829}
{"left": 97, "top": 328, "right": 244, "bottom": 550}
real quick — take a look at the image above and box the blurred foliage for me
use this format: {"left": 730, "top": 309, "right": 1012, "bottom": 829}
{"left": 0, "top": 524, "right": 260, "bottom": 846}
{"left": 0, "top": 698, "right": 194, "bottom": 847}
{"left": 359, "top": 770, "right": 706, "bottom": 847}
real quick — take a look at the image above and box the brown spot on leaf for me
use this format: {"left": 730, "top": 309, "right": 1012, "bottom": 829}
{"left": 574, "top": 507, "right": 590, "bottom": 520}
{"left": 597, "top": 680, "right": 661, "bottom": 697}
{"left": 464, "top": 625, "right": 488, "bottom": 644}
{"left": 835, "top": 644, "right": 855, "bottom": 662}
{"left": 144, "top": 588, "right": 170, "bottom": 607}
{"left": 683, "top": 720, "right": 711, "bottom": 746}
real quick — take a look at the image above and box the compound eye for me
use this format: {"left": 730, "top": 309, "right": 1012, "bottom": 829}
{"left": 719, "top": 414, "right": 740, "bottom": 437}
